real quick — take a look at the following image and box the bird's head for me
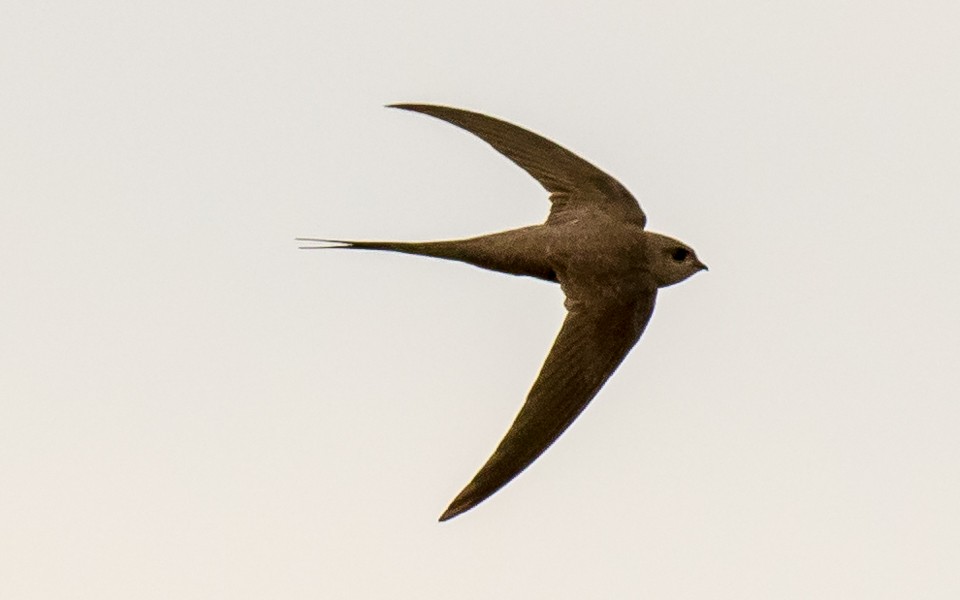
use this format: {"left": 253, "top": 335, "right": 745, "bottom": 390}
{"left": 646, "top": 232, "right": 708, "bottom": 288}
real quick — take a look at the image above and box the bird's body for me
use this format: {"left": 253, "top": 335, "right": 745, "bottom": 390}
{"left": 300, "top": 104, "right": 706, "bottom": 521}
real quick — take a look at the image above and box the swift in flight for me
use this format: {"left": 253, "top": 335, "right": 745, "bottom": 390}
{"left": 299, "top": 104, "right": 707, "bottom": 521}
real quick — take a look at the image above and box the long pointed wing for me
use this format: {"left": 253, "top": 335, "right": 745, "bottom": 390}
{"left": 389, "top": 104, "right": 646, "bottom": 227}
{"left": 439, "top": 288, "right": 657, "bottom": 521}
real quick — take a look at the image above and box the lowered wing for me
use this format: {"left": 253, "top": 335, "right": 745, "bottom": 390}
{"left": 439, "top": 284, "right": 657, "bottom": 521}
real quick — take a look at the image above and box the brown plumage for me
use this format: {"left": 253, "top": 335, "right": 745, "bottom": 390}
{"left": 299, "top": 104, "right": 707, "bottom": 521}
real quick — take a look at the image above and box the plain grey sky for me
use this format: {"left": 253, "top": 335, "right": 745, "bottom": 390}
{"left": 2, "top": 1, "right": 959, "bottom": 598}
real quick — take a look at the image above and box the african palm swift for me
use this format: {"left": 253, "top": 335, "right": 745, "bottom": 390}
{"left": 299, "top": 104, "right": 707, "bottom": 521}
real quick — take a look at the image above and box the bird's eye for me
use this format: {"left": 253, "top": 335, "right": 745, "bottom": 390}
{"left": 671, "top": 247, "right": 690, "bottom": 262}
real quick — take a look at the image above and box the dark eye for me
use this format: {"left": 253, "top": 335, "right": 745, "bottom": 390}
{"left": 671, "top": 247, "right": 690, "bottom": 262}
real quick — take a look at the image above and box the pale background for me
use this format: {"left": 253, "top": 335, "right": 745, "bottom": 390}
{"left": 2, "top": 1, "right": 959, "bottom": 598}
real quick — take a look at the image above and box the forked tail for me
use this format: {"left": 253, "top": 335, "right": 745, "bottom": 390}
{"left": 296, "top": 237, "right": 461, "bottom": 258}
{"left": 296, "top": 229, "right": 557, "bottom": 282}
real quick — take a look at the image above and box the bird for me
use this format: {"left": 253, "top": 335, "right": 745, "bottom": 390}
{"left": 299, "top": 104, "right": 707, "bottom": 521}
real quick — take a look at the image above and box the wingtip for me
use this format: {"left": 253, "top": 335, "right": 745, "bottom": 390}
{"left": 437, "top": 484, "right": 484, "bottom": 522}
{"left": 386, "top": 103, "right": 450, "bottom": 114}
{"left": 438, "top": 510, "right": 455, "bottom": 523}
{"left": 438, "top": 501, "right": 469, "bottom": 523}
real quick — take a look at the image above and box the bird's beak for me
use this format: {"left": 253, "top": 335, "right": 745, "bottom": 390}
{"left": 695, "top": 260, "right": 708, "bottom": 271}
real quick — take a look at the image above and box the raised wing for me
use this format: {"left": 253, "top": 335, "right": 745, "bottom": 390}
{"left": 389, "top": 104, "right": 646, "bottom": 228}
{"left": 439, "top": 285, "right": 657, "bottom": 521}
